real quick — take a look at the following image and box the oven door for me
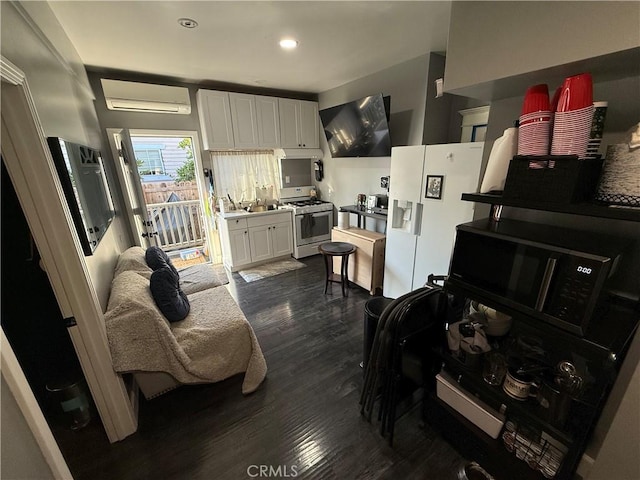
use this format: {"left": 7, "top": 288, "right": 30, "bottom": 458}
{"left": 295, "top": 211, "right": 332, "bottom": 246}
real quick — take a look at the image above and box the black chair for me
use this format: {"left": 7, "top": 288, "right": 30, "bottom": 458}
{"left": 360, "top": 286, "right": 447, "bottom": 445}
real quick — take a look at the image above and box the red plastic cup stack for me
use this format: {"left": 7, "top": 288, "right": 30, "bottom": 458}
{"left": 550, "top": 73, "right": 594, "bottom": 159}
{"left": 518, "top": 84, "right": 552, "bottom": 156}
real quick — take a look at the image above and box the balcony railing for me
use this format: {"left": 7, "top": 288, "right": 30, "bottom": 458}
{"left": 146, "top": 199, "right": 205, "bottom": 251}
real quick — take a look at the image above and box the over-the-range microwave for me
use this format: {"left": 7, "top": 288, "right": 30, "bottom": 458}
{"left": 446, "top": 219, "right": 632, "bottom": 336}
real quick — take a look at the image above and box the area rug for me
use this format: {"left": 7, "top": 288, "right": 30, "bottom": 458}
{"left": 239, "top": 258, "right": 307, "bottom": 283}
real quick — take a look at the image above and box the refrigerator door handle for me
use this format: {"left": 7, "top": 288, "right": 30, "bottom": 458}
{"left": 413, "top": 203, "right": 423, "bottom": 236}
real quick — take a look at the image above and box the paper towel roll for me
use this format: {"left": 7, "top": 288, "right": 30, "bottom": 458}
{"left": 480, "top": 128, "right": 518, "bottom": 193}
{"left": 337, "top": 211, "right": 350, "bottom": 229}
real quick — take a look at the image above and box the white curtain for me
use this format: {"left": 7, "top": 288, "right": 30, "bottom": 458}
{"left": 211, "top": 150, "right": 280, "bottom": 203}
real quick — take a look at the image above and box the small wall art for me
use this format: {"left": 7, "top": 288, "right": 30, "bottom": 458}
{"left": 426, "top": 175, "right": 444, "bottom": 199}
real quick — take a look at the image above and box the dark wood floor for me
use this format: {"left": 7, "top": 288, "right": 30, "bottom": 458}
{"left": 53, "top": 255, "right": 468, "bottom": 480}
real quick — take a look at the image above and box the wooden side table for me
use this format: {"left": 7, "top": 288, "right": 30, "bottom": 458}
{"left": 331, "top": 227, "right": 386, "bottom": 296}
{"left": 318, "top": 242, "right": 357, "bottom": 296}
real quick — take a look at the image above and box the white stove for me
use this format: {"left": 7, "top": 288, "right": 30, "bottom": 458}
{"left": 279, "top": 199, "right": 334, "bottom": 215}
{"left": 279, "top": 186, "right": 334, "bottom": 258}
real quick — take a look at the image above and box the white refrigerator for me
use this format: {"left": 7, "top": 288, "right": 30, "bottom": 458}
{"left": 383, "top": 143, "right": 484, "bottom": 299}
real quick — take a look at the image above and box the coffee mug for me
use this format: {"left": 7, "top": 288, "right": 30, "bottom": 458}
{"left": 503, "top": 368, "right": 539, "bottom": 401}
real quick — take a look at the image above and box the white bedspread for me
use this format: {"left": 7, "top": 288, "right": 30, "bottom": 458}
{"left": 105, "top": 270, "right": 267, "bottom": 394}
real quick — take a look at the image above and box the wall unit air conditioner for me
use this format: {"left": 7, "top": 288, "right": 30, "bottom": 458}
{"left": 101, "top": 79, "right": 191, "bottom": 114}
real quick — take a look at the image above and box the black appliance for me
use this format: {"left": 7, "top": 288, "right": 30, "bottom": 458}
{"left": 447, "top": 218, "right": 631, "bottom": 336}
{"left": 319, "top": 93, "right": 391, "bottom": 158}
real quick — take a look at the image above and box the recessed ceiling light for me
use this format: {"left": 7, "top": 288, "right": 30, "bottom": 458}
{"left": 279, "top": 38, "right": 298, "bottom": 50}
{"left": 178, "top": 18, "right": 198, "bottom": 29}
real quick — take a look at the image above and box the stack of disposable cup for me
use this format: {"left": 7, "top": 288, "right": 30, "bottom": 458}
{"left": 550, "top": 73, "right": 594, "bottom": 159}
{"left": 518, "top": 84, "right": 551, "bottom": 156}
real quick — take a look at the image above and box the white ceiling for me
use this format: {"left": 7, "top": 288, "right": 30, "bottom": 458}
{"left": 47, "top": 1, "right": 452, "bottom": 94}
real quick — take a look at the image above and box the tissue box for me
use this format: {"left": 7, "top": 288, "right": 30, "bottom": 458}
{"left": 595, "top": 144, "right": 640, "bottom": 207}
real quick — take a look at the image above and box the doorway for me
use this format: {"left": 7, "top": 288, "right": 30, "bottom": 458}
{"left": 112, "top": 129, "right": 221, "bottom": 266}
{"left": 1, "top": 157, "right": 101, "bottom": 441}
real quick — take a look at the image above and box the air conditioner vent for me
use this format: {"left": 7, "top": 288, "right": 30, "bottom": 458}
{"left": 101, "top": 79, "right": 191, "bottom": 115}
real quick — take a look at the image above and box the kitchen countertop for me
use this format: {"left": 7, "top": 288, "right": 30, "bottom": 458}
{"left": 219, "top": 208, "right": 291, "bottom": 220}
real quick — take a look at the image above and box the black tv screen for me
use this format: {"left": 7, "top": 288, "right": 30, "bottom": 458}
{"left": 319, "top": 93, "right": 391, "bottom": 158}
{"left": 47, "top": 137, "right": 114, "bottom": 255}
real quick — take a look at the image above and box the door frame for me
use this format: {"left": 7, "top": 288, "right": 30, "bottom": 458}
{"left": 1, "top": 57, "right": 137, "bottom": 444}
{"left": 127, "top": 129, "right": 216, "bottom": 259}
{"left": 1, "top": 331, "right": 73, "bottom": 479}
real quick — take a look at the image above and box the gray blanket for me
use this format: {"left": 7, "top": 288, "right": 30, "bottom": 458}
{"left": 105, "top": 270, "right": 267, "bottom": 394}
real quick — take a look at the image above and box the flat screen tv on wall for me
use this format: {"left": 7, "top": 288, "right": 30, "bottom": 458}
{"left": 319, "top": 93, "right": 391, "bottom": 158}
{"left": 47, "top": 137, "right": 115, "bottom": 256}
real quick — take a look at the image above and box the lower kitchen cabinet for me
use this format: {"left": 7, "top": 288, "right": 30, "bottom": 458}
{"left": 220, "top": 211, "right": 292, "bottom": 271}
{"left": 331, "top": 227, "right": 385, "bottom": 295}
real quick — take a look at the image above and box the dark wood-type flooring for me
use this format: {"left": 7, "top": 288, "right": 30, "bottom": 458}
{"left": 52, "top": 255, "right": 468, "bottom": 480}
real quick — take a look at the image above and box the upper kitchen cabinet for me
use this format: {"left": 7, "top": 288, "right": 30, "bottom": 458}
{"left": 196, "top": 90, "right": 235, "bottom": 150}
{"left": 229, "top": 93, "right": 260, "bottom": 149}
{"left": 229, "top": 93, "right": 281, "bottom": 149}
{"left": 444, "top": 2, "right": 640, "bottom": 101}
{"left": 279, "top": 98, "right": 319, "bottom": 149}
{"left": 255, "top": 96, "right": 280, "bottom": 149}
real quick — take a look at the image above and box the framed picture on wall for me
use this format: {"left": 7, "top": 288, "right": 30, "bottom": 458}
{"left": 425, "top": 175, "right": 444, "bottom": 199}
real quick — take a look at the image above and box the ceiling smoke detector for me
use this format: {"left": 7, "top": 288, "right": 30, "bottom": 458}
{"left": 178, "top": 18, "right": 198, "bottom": 29}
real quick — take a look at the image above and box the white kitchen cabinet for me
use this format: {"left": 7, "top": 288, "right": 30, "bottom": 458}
{"left": 271, "top": 222, "right": 293, "bottom": 257}
{"left": 220, "top": 211, "right": 292, "bottom": 271}
{"left": 255, "top": 96, "right": 280, "bottom": 148}
{"left": 228, "top": 229, "right": 251, "bottom": 267}
{"left": 246, "top": 212, "right": 292, "bottom": 263}
{"left": 248, "top": 225, "right": 273, "bottom": 263}
{"left": 229, "top": 93, "right": 260, "bottom": 148}
{"left": 278, "top": 98, "right": 319, "bottom": 149}
{"left": 220, "top": 217, "right": 251, "bottom": 269}
{"left": 196, "top": 90, "right": 235, "bottom": 150}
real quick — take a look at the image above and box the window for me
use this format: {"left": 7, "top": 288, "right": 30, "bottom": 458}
{"left": 134, "top": 148, "right": 165, "bottom": 175}
{"left": 211, "top": 150, "right": 280, "bottom": 203}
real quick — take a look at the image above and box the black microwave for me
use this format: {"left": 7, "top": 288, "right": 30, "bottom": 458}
{"left": 446, "top": 219, "right": 630, "bottom": 336}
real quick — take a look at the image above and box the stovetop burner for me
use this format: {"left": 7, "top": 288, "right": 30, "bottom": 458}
{"left": 288, "top": 200, "right": 329, "bottom": 207}
{"left": 278, "top": 197, "right": 333, "bottom": 214}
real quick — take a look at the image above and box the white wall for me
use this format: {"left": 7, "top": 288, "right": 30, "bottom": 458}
{"left": 316, "top": 55, "right": 431, "bottom": 231}
{"left": 445, "top": 1, "right": 640, "bottom": 93}
{"left": 1, "top": 375, "right": 54, "bottom": 480}
{"left": 1, "top": 1, "right": 130, "bottom": 310}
